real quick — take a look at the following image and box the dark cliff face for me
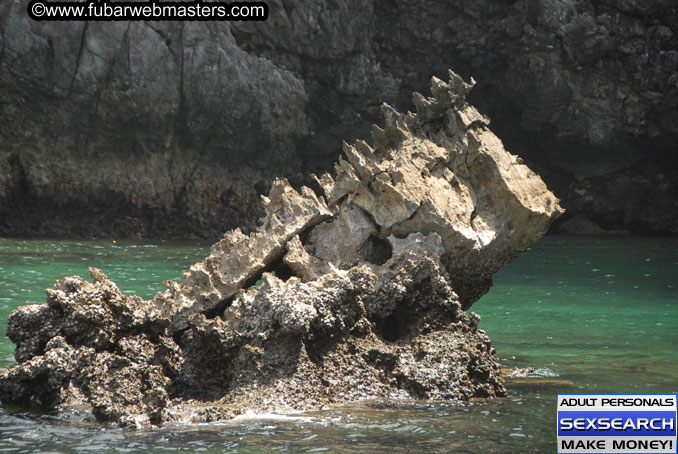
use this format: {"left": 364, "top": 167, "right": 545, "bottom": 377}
{"left": 1, "top": 0, "right": 676, "bottom": 238}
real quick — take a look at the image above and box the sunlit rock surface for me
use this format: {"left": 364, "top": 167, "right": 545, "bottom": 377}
{"left": 0, "top": 72, "right": 563, "bottom": 427}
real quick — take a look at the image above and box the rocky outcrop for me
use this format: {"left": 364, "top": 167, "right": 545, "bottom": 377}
{"left": 0, "top": 72, "right": 562, "bottom": 426}
{"left": 0, "top": 0, "right": 674, "bottom": 237}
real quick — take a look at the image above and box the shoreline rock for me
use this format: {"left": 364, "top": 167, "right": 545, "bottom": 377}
{"left": 1, "top": 1, "right": 675, "bottom": 238}
{"left": 0, "top": 71, "right": 563, "bottom": 427}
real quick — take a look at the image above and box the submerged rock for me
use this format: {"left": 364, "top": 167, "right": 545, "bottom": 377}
{"left": 0, "top": 71, "right": 563, "bottom": 427}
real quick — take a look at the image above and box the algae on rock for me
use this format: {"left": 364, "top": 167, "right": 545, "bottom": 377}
{"left": 0, "top": 71, "right": 563, "bottom": 427}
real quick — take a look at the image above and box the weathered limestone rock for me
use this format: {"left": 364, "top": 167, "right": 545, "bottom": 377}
{"left": 313, "top": 71, "right": 562, "bottom": 306}
{"left": 0, "top": 71, "right": 562, "bottom": 427}
{"left": 156, "top": 180, "right": 332, "bottom": 331}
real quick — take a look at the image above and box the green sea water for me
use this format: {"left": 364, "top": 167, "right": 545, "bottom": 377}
{"left": 0, "top": 235, "right": 676, "bottom": 453}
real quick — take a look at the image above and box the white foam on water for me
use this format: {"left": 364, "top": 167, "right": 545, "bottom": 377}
{"left": 231, "top": 410, "right": 315, "bottom": 423}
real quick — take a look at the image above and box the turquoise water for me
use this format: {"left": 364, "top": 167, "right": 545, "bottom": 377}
{"left": 0, "top": 239, "right": 211, "bottom": 371}
{"left": 0, "top": 235, "right": 676, "bottom": 453}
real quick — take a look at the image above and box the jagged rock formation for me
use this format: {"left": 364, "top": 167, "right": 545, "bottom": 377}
{"left": 0, "top": 0, "right": 674, "bottom": 237}
{"left": 0, "top": 72, "right": 563, "bottom": 427}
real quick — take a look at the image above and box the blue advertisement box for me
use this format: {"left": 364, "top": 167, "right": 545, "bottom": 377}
{"left": 557, "top": 394, "right": 677, "bottom": 454}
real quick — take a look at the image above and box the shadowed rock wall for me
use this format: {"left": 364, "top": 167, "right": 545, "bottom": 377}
{"left": 0, "top": 0, "right": 676, "bottom": 237}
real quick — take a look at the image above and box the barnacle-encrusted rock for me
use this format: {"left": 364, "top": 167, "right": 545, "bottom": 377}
{"left": 0, "top": 71, "right": 563, "bottom": 427}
